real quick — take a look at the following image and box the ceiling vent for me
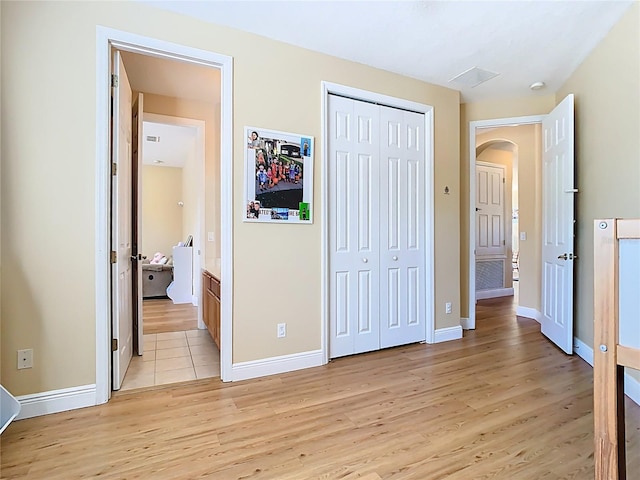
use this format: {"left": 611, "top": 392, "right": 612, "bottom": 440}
{"left": 146, "top": 135, "right": 160, "bottom": 143}
{"left": 449, "top": 67, "right": 499, "bottom": 88}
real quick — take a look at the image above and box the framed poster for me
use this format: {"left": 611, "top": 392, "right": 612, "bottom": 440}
{"left": 244, "top": 126, "right": 313, "bottom": 223}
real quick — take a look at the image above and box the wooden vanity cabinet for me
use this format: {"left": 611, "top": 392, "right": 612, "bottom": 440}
{"left": 202, "top": 271, "right": 220, "bottom": 349}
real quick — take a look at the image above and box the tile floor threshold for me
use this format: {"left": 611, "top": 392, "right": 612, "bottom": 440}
{"left": 120, "top": 329, "right": 220, "bottom": 391}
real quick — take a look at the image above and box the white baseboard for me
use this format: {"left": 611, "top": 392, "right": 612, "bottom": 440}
{"left": 573, "top": 337, "right": 639, "bottom": 406}
{"left": 16, "top": 384, "right": 97, "bottom": 420}
{"left": 572, "top": 337, "right": 594, "bottom": 367}
{"left": 460, "top": 317, "right": 472, "bottom": 330}
{"left": 231, "top": 349, "right": 324, "bottom": 382}
{"left": 516, "top": 306, "right": 542, "bottom": 323}
{"left": 625, "top": 371, "right": 640, "bottom": 406}
{"left": 476, "top": 287, "right": 514, "bottom": 300}
{"left": 434, "top": 325, "right": 463, "bottom": 343}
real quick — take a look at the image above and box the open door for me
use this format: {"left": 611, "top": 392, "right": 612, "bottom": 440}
{"left": 132, "top": 92, "right": 144, "bottom": 355}
{"left": 541, "top": 94, "right": 575, "bottom": 354}
{"left": 111, "top": 51, "right": 134, "bottom": 390}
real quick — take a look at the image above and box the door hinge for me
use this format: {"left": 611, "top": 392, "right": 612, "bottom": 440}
{"left": 110, "top": 251, "right": 117, "bottom": 263}
{"left": 503, "top": 177, "right": 506, "bottom": 183}
{"left": 111, "top": 74, "right": 119, "bottom": 88}
{"left": 111, "top": 163, "right": 117, "bottom": 176}
{"left": 112, "top": 339, "right": 118, "bottom": 352}
{"left": 503, "top": 240, "right": 505, "bottom": 245}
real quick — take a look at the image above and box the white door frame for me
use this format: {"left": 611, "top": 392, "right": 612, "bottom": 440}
{"left": 96, "top": 27, "right": 233, "bottom": 404}
{"left": 466, "top": 115, "right": 544, "bottom": 330}
{"left": 320, "top": 81, "right": 435, "bottom": 363}
{"left": 143, "top": 113, "right": 206, "bottom": 328}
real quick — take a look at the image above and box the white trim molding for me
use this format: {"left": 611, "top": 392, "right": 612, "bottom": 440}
{"left": 573, "top": 337, "right": 640, "bottom": 406}
{"left": 572, "top": 336, "right": 594, "bottom": 366}
{"left": 320, "top": 81, "right": 435, "bottom": 356}
{"left": 16, "top": 385, "right": 97, "bottom": 420}
{"left": 460, "top": 317, "right": 472, "bottom": 330}
{"left": 516, "top": 306, "right": 542, "bottom": 323}
{"left": 231, "top": 350, "right": 324, "bottom": 382}
{"left": 476, "top": 288, "right": 514, "bottom": 300}
{"left": 434, "top": 325, "right": 463, "bottom": 343}
{"left": 624, "top": 372, "right": 640, "bottom": 407}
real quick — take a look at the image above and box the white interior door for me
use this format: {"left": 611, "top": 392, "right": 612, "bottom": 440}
{"left": 541, "top": 94, "right": 575, "bottom": 354}
{"left": 329, "top": 94, "right": 381, "bottom": 359}
{"left": 111, "top": 51, "right": 133, "bottom": 390}
{"left": 328, "top": 95, "right": 426, "bottom": 358}
{"left": 379, "top": 106, "right": 426, "bottom": 349}
{"left": 132, "top": 92, "right": 144, "bottom": 355}
{"left": 475, "top": 162, "right": 505, "bottom": 257}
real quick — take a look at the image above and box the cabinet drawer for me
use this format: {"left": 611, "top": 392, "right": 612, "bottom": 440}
{"left": 209, "top": 276, "right": 220, "bottom": 298}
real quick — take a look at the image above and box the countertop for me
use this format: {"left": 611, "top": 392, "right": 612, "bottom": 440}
{"left": 203, "top": 259, "right": 221, "bottom": 281}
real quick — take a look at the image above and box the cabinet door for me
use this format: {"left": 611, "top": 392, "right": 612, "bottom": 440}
{"left": 205, "top": 290, "right": 216, "bottom": 341}
{"left": 202, "top": 273, "right": 210, "bottom": 327}
{"left": 212, "top": 292, "right": 221, "bottom": 349}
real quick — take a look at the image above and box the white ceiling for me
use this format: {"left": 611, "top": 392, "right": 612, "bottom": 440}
{"left": 143, "top": 0, "right": 633, "bottom": 102}
{"left": 142, "top": 122, "right": 198, "bottom": 167}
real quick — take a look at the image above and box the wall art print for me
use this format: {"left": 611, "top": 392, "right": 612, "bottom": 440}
{"left": 244, "top": 126, "right": 313, "bottom": 224}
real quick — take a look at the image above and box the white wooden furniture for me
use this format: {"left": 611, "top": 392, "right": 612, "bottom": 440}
{"left": 166, "top": 246, "right": 193, "bottom": 304}
{"left": 594, "top": 218, "right": 640, "bottom": 480}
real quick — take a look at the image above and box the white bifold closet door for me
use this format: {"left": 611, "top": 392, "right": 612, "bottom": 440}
{"left": 329, "top": 94, "right": 426, "bottom": 359}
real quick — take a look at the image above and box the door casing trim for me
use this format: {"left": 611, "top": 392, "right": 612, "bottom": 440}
{"left": 96, "top": 26, "right": 233, "bottom": 404}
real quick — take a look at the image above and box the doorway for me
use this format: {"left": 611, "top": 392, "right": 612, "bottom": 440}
{"left": 467, "top": 96, "right": 576, "bottom": 355}
{"left": 95, "top": 27, "right": 233, "bottom": 404}
{"left": 474, "top": 144, "right": 516, "bottom": 301}
{"left": 123, "top": 104, "right": 213, "bottom": 390}
{"left": 467, "top": 118, "right": 542, "bottom": 330}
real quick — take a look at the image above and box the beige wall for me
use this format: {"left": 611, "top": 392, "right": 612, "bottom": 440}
{"left": 0, "top": 2, "right": 3, "bottom": 378}
{"left": 556, "top": 2, "right": 640, "bottom": 363}
{"left": 141, "top": 165, "right": 183, "bottom": 257}
{"left": 0, "top": 0, "right": 460, "bottom": 395}
{"left": 460, "top": 98, "right": 554, "bottom": 319}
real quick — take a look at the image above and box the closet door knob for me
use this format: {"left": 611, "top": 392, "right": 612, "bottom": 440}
{"left": 392, "top": 256, "right": 398, "bottom": 261}
{"left": 362, "top": 258, "right": 368, "bottom": 264}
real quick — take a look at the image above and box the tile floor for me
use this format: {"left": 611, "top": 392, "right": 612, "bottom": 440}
{"left": 120, "top": 329, "right": 220, "bottom": 391}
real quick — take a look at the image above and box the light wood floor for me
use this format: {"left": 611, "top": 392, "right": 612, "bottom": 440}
{"left": 142, "top": 298, "right": 197, "bottom": 334}
{"left": 2, "top": 296, "right": 639, "bottom": 479}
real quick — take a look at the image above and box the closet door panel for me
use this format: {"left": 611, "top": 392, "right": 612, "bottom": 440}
{"left": 379, "top": 107, "right": 426, "bottom": 348}
{"left": 329, "top": 95, "right": 380, "bottom": 358}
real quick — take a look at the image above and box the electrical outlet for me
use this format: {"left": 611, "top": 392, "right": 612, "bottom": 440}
{"left": 445, "top": 302, "right": 452, "bottom": 314}
{"left": 17, "top": 349, "right": 33, "bottom": 369}
{"left": 277, "top": 323, "right": 286, "bottom": 338}
{"left": 520, "top": 232, "right": 527, "bottom": 241}
{"left": 207, "top": 232, "right": 215, "bottom": 242}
